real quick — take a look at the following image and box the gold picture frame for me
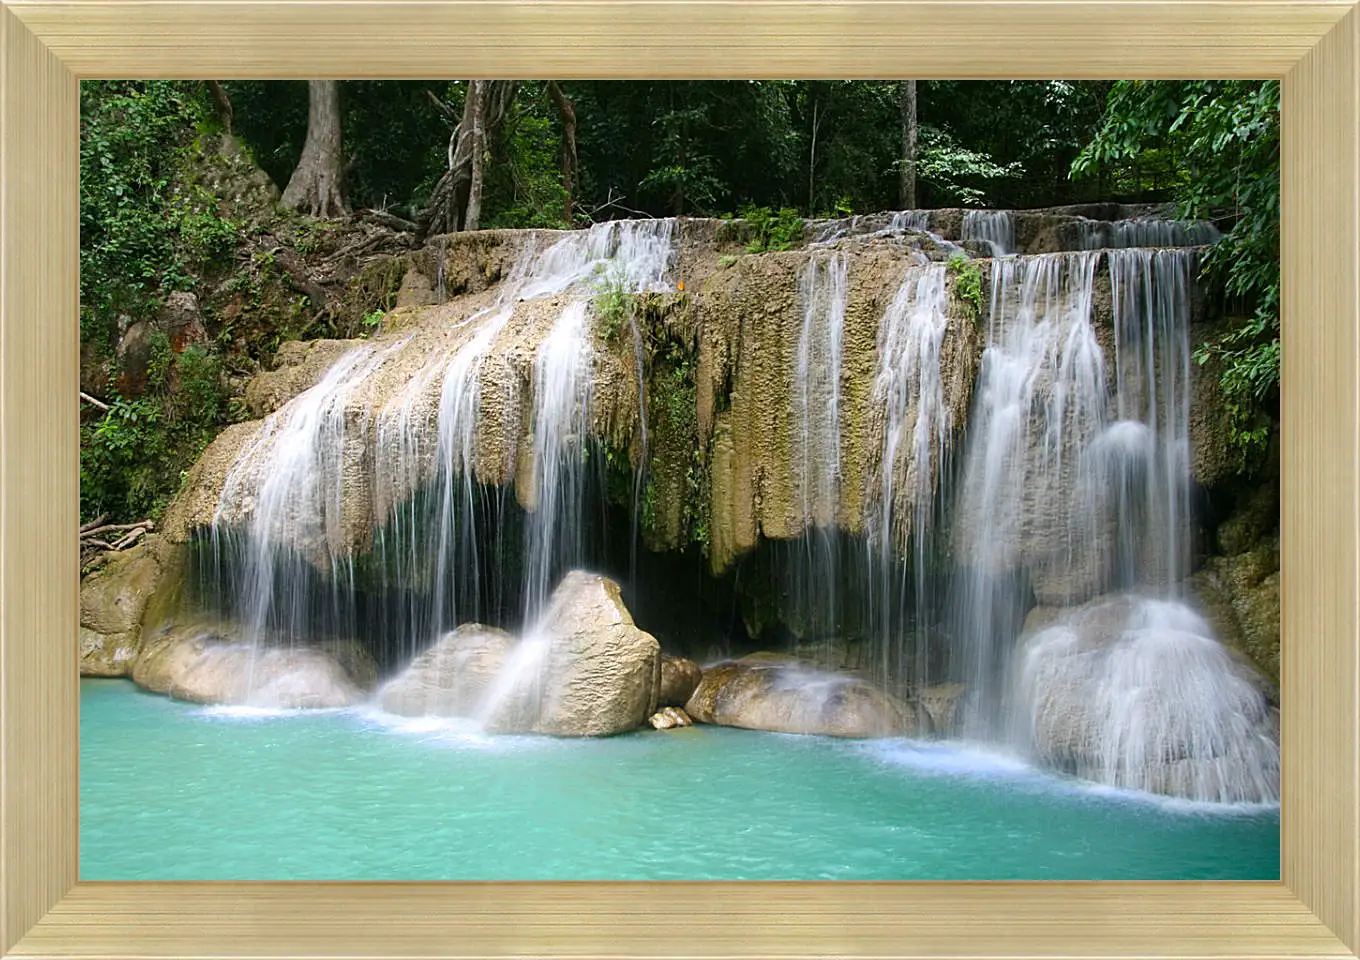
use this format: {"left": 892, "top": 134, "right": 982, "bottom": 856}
{"left": 2, "top": 1, "right": 1356, "bottom": 956}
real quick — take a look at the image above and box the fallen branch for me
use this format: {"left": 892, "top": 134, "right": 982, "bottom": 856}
{"left": 79, "top": 514, "right": 108, "bottom": 535}
{"left": 80, "top": 391, "right": 110, "bottom": 412}
{"left": 80, "top": 519, "right": 154, "bottom": 541}
{"left": 358, "top": 208, "right": 419, "bottom": 233}
{"left": 112, "top": 527, "right": 148, "bottom": 551}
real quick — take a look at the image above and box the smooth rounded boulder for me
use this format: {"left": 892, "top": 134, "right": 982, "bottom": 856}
{"left": 684, "top": 657, "right": 911, "bottom": 738}
{"left": 132, "top": 621, "right": 377, "bottom": 709}
{"left": 376, "top": 623, "right": 517, "bottom": 718}
{"left": 484, "top": 570, "right": 661, "bottom": 737}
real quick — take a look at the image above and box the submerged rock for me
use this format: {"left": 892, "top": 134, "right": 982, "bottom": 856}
{"left": 658, "top": 654, "right": 702, "bottom": 707}
{"left": 131, "top": 621, "right": 378, "bottom": 709}
{"left": 648, "top": 706, "right": 693, "bottom": 730}
{"left": 1012, "top": 594, "right": 1279, "bottom": 804}
{"left": 685, "top": 658, "right": 911, "bottom": 738}
{"left": 376, "top": 623, "right": 516, "bottom": 718}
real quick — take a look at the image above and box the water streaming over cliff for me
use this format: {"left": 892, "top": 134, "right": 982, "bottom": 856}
{"left": 180, "top": 208, "right": 1276, "bottom": 802}
{"left": 208, "top": 219, "right": 677, "bottom": 700}
{"left": 791, "top": 251, "right": 849, "bottom": 651}
{"left": 864, "top": 263, "right": 953, "bottom": 695}
{"left": 962, "top": 210, "right": 1015, "bottom": 256}
{"left": 948, "top": 251, "right": 1105, "bottom": 735}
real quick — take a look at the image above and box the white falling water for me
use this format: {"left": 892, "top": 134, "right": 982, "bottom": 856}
{"left": 866, "top": 263, "right": 952, "bottom": 692}
{"left": 950, "top": 252, "right": 1105, "bottom": 734}
{"left": 1076, "top": 217, "right": 1220, "bottom": 250}
{"left": 962, "top": 210, "right": 1015, "bottom": 257}
{"left": 787, "top": 251, "right": 849, "bottom": 647}
{"left": 1103, "top": 246, "right": 1195, "bottom": 589}
{"left": 794, "top": 252, "right": 849, "bottom": 530}
{"left": 213, "top": 338, "right": 406, "bottom": 702}
{"left": 523, "top": 300, "right": 594, "bottom": 618}
{"left": 1012, "top": 597, "right": 1280, "bottom": 804}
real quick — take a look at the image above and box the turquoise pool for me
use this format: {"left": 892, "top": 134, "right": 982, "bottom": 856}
{"left": 80, "top": 678, "right": 1280, "bottom": 880}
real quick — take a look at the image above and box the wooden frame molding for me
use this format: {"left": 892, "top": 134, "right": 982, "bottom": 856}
{"left": 2, "top": 2, "right": 1357, "bottom": 957}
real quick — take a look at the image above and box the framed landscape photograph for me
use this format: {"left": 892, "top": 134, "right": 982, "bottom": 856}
{"left": 3, "top": 1, "right": 1358, "bottom": 958}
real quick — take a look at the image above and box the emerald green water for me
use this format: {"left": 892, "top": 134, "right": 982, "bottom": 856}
{"left": 80, "top": 679, "right": 1279, "bottom": 880}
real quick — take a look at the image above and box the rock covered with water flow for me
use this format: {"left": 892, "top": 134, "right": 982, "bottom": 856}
{"left": 131, "top": 621, "right": 379, "bottom": 709}
{"left": 375, "top": 623, "right": 517, "bottom": 718}
{"left": 684, "top": 657, "right": 912, "bottom": 738}
{"left": 1011, "top": 595, "right": 1279, "bottom": 804}
{"left": 373, "top": 574, "right": 661, "bottom": 736}
{"left": 468, "top": 571, "right": 661, "bottom": 737}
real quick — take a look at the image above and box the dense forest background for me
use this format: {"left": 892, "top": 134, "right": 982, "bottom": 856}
{"left": 78, "top": 79, "right": 1279, "bottom": 528}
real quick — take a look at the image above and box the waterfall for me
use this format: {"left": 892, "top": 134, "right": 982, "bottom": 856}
{"left": 865, "top": 263, "right": 953, "bottom": 696}
{"left": 949, "top": 251, "right": 1105, "bottom": 736}
{"left": 790, "top": 251, "right": 849, "bottom": 644}
{"left": 1012, "top": 597, "right": 1280, "bottom": 804}
{"left": 211, "top": 219, "right": 675, "bottom": 690}
{"left": 1076, "top": 217, "right": 1220, "bottom": 250}
{"left": 962, "top": 210, "right": 1014, "bottom": 257}
{"left": 211, "top": 339, "right": 406, "bottom": 703}
{"left": 1103, "top": 247, "right": 1195, "bottom": 589}
{"left": 523, "top": 300, "right": 594, "bottom": 619}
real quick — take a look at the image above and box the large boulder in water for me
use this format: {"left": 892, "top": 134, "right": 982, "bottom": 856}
{"left": 658, "top": 653, "right": 702, "bottom": 707}
{"left": 376, "top": 623, "right": 517, "bottom": 717}
{"left": 489, "top": 571, "right": 661, "bottom": 736}
{"left": 1013, "top": 594, "right": 1279, "bottom": 803}
{"left": 373, "top": 573, "right": 661, "bottom": 736}
{"left": 684, "top": 658, "right": 912, "bottom": 738}
{"left": 131, "top": 621, "right": 378, "bottom": 708}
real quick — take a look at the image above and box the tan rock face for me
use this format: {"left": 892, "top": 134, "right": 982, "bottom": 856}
{"left": 79, "top": 542, "right": 163, "bottom": 637}
{"left": 658, "top": 654, "right": 702, "bottom": 707}
{"left": 80, "top": 627, "right": 140, "bottom": 678}
{"left": 1185, "top": 539, "right": 1280, "bottom": 688}
{"left": 131, "top": 621, "right": 377, "bottom": 708}
{"left": 684, "top": 658, "right": 911, "bottom": 738}
{"left": 511, "top": 570, "right": 662, "bottom": 737}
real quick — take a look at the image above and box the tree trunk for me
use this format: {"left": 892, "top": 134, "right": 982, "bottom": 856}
{"left": 420, "top": 81, "right": 521, "bottom": 238}
{"left": 547, "top": 81, "right": 578, "bottom": 223}
{"left": 205, "top": 80, "right": 233, "bottom": 135}
{"left": 464, "top": 81, "right": 487, "bottom": 232}
{"left": 281, "top": 80, "right": 349, "bottom": 218}
{"left": 899, "top": 80, "right": 918, "bottom": 209}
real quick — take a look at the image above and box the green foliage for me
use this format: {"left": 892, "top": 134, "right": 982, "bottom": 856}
{"left": 483, "top": 90, "right": 572, "bottom": 230}
{"left": 741, "top": 205, "right": 804, "bottom": 253}
{"left": 1073, "top": 80, "right": 1280, "bottom": 468}
{"left": 81, "top": 337, "right": 226, "bottom": 523}
{"left": 80, "top": 81, "right": 241, "bottom": 349}
{"left": 913, "top": 125, "right": 1024, "bottom": 207}
{"left": 946, "top": 253, "right": 985, "bottom": 322}
{"left": 362, "top": 309, "right": 385, "bottom": 331}
{"left": 592, "top": 268, "right": 634, "bottom": 343}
